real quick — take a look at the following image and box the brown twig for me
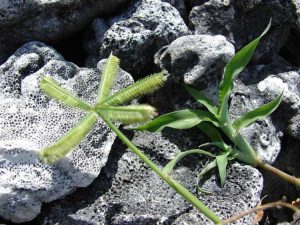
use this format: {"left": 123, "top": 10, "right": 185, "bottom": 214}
{"left": 218, "top": 201, "right": 300, "bottom": 225}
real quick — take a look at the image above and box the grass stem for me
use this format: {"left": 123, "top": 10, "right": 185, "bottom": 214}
{"left": 257, "top": 160, "right": 300, "bottom": 187}
{"left": 103, "top": 117, "right": 222, "bottom": 224}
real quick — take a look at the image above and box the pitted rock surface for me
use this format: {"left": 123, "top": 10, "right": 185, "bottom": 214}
{"left": 0, "top": 42, "right": 133, "bottom": 223}
{"left": 229, "top": 81, "right": 282, "bottom": 164}
{"left": 172, "top": 163, "right": 262, "bottom": 225}
{"left": 257, "top": 70, "right": 300, "bottom": 140}
{"left": 237, "top": 62, "right": 300, "bottom": 140}
{"left": 37, "top": 131, "right": 263, "bottom": 225}
{"left": 154, "top": 34, "right": 234, "bottom": 85}
{"left": 0, "top": 0, "right": 129, "bottom": 63}
{"left": 189, "top": 0, "right": 300, "bottom": 64}
{"left": 86, "top": 0, "right": 189, "bottom": 76}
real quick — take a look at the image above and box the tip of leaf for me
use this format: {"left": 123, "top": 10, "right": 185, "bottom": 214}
{"left": 260, "top": 18, "right": 272, "bottom": 38}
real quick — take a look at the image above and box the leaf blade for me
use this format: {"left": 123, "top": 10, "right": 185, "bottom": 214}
{"left": 135, "top": 109, "right": 218, "bottom": 132}
{"left": 197, "top": 159, "right": 218, "bottom": 194}
{"left": 218, "top": 19, "right": 271, "bottom": 116}
{"left": 184, "top": 84, "right": 218, "bottom": 115}
{"left": 197, "top": 122, "right": 223, "bottom": 143}
{"left": 232, "top": 91, "right": 283, "bottom": 131}
{"left": 40, "top": 112, "right": 98, "bottom": 164}
{"left": 40, "top": 76, "right": 92, "bottom": 111}
{"left": 216, "top": 153, "right": 229, "bottom": 187}
{"left": 199, "top": 142, "right": 231, "bottom": 153}
{"left": 163, "top": 149, "right": 216, "bottom": 175}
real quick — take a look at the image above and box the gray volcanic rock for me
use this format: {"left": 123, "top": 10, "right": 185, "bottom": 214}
{"left": 189, "top": 0, "right": 300, "bottom": 64}
{"left": 38, "top": 131, "right": 263, "bottom": 225}
{"left": 0, "top": 0, "right": 129, "bottom": 63}
{"left": 0, "top": 42, "right": 133, "bottom": 223}
{"left": 172, "top": 163, "right": 262, "bottom": 225}
{"left": 154, "top": 34, "right": 234, "bottom": 85}
{"left": 162, "top": 0, "right": 189, "bottom": 21}
{"left": 229, "top": 81, "right": 282, "bottom": 164}
{"left": 86, "top": 0, "right": 189, "bottom": 76}
{"left": 229, "top": 63, "right": 300, "bottom": 161}
{"left": 236, "top": 62, "right": 300, "bottom": 140}
{"left": 257, "top": 70, "right": 300, "bottom": 140}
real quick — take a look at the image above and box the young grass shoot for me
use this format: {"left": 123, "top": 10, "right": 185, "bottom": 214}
{"left": 136, "top": 19, "right": 300, "bottom": 188}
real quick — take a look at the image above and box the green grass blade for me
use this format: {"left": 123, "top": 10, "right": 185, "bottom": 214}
{"left": 40, "top": 112, "right": 98, "bottom": 164}
{"left": 218, "top": 19, "right": 271, "bottom": 113}
{"left": 197, "top": 122, "right": 223, "bottom": 142}
{"left": 197, "top": 186, "right": 214, "bottom": 195}
{"left": 197, "top": 159, "right": 218, "bottom": 194}
{"left": 97, "top": 53, "right": 120, "bottom": 103}
{"left": 135, "top": 109, "right": 218, "bottom": 132}
{"left": 218, "top": 94, "right": 231, "bottom": 124}
{"left": 163, "top": 149, "right": 216, "bottom": 175}
{"left": 199, "top": 142, "right": 232, "bottom": 152}
{"left": 97, "top": 104, "right": 157, "bottom": 124}
{"left": 40, "top": 76, "right": 92, "bottom": 111}
{"left": 216, "top": 152, "right": 229, "bottom": 187}
{"left": 184, "top": 84, "right": 218, "bottom": 115}
{"left": 100, "top": 72, "right": 166, "bottom": 106}
{"left": 232, "top": 91, "right": 283, "bottom": 131}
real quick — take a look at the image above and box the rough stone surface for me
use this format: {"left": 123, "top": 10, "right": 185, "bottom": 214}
{"left": 37, "top": 131, "right": 263, "bottom": 225}
{"left": 172, "top": 163, "right": 262, "bottom": 225}
{"left": 189, "top": 0, "right": 300, "bottom": 65}
{"left": 154, "top": 34, "right": 234, "bottom": 84}
{"left": 0, "top": 0, "right": 129, "bottom": 64}
{"left": 237, "top": 62, "right": 300, "bottom": 140}
{"left": 228, "top": 63, "right": 300, "bottom": 163}
{"left": 0, "top": 42, "right": 133, "bottom": 223}
{"left": 229, "top": 81, "right": 282, "bottom": 164}
{"left": 86, "top": 0, "right": 190, "bottom": 76}
{"left": 162, "top": 0, "right": 189, "bottom": 21}
{"left": 257, "top": 70, "right": 300, "bottom": 140}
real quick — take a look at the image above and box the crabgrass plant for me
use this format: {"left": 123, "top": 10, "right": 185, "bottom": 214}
{"left": 136, "top": 19, "right": 300, "bottom": 188}
{"left": 39, "top": 54, "right": 222, "bottom": 223}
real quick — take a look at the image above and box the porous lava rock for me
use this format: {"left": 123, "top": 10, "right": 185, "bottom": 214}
{"left": 37, "top": 131, "right": 263, "bottom": 225}
{"left": 0, "top": 41, "right": 133, "bottom": 223}
{"left": 0, "top": 0, "right": 129, "bottom": 63}
{"left": 85, "top": 0, "right": 189, "bottom": 76}
{"left": 189, "top": 0, "right": 300, "bottom": 64}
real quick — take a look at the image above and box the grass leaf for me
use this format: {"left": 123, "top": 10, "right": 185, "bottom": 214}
{"left": 216, "top": 153, "right": 229, "bottom": 187}
{"left": 232, "top": 91, "right": 283, "bottom": 131}
{"left": 184, "top": 84, "right": 218, "bottom": 115}
{"left": 135, "top": 109, "right": 218, "bottom": 132}
{"left": 218, "top": 19, "right": 271, "bottom": 116}
{"left": 197, "top": 122, "right": 223, "bottom": 142}
{"left": 100, "top": 72, "right": 166, "bottom": 106}
{"left": 40, "top": 76, "right": 92, "bottom": 111}
{"left": 218, "top": 94, "right": 231, "bottom": 123}
{"left": 199, "top": 142, "right": 232, "bottom": 152}
{"left": 97, "top": 53, "right": 120, "bottom": 103}
{"left": 40, "top": 112, "right": 98, "bottom": 164}
{"left": 163, "top": 149, "right": 216, "bottom": 175}
{"left": 197, "top": 159, "right": 218, "bottom": 194}
{"left": 97, "top": 104, "right": 157, "bottom": 124}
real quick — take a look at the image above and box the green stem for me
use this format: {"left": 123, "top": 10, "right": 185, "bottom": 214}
{"left": 222, "top": 124, "right": 300, "bottom": 187}
{"left": 257, "top": 160, "right": 300, "bottom": 187}
{"left": 103, "top": 117, "right": 222, "bottom": 224}
{"left": 220, "top": 125, "right": 259, "bottom": 165}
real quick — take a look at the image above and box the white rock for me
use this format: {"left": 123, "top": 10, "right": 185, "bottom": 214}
{"left": 0, "top": 42, "right": 133, "bottom": 223}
